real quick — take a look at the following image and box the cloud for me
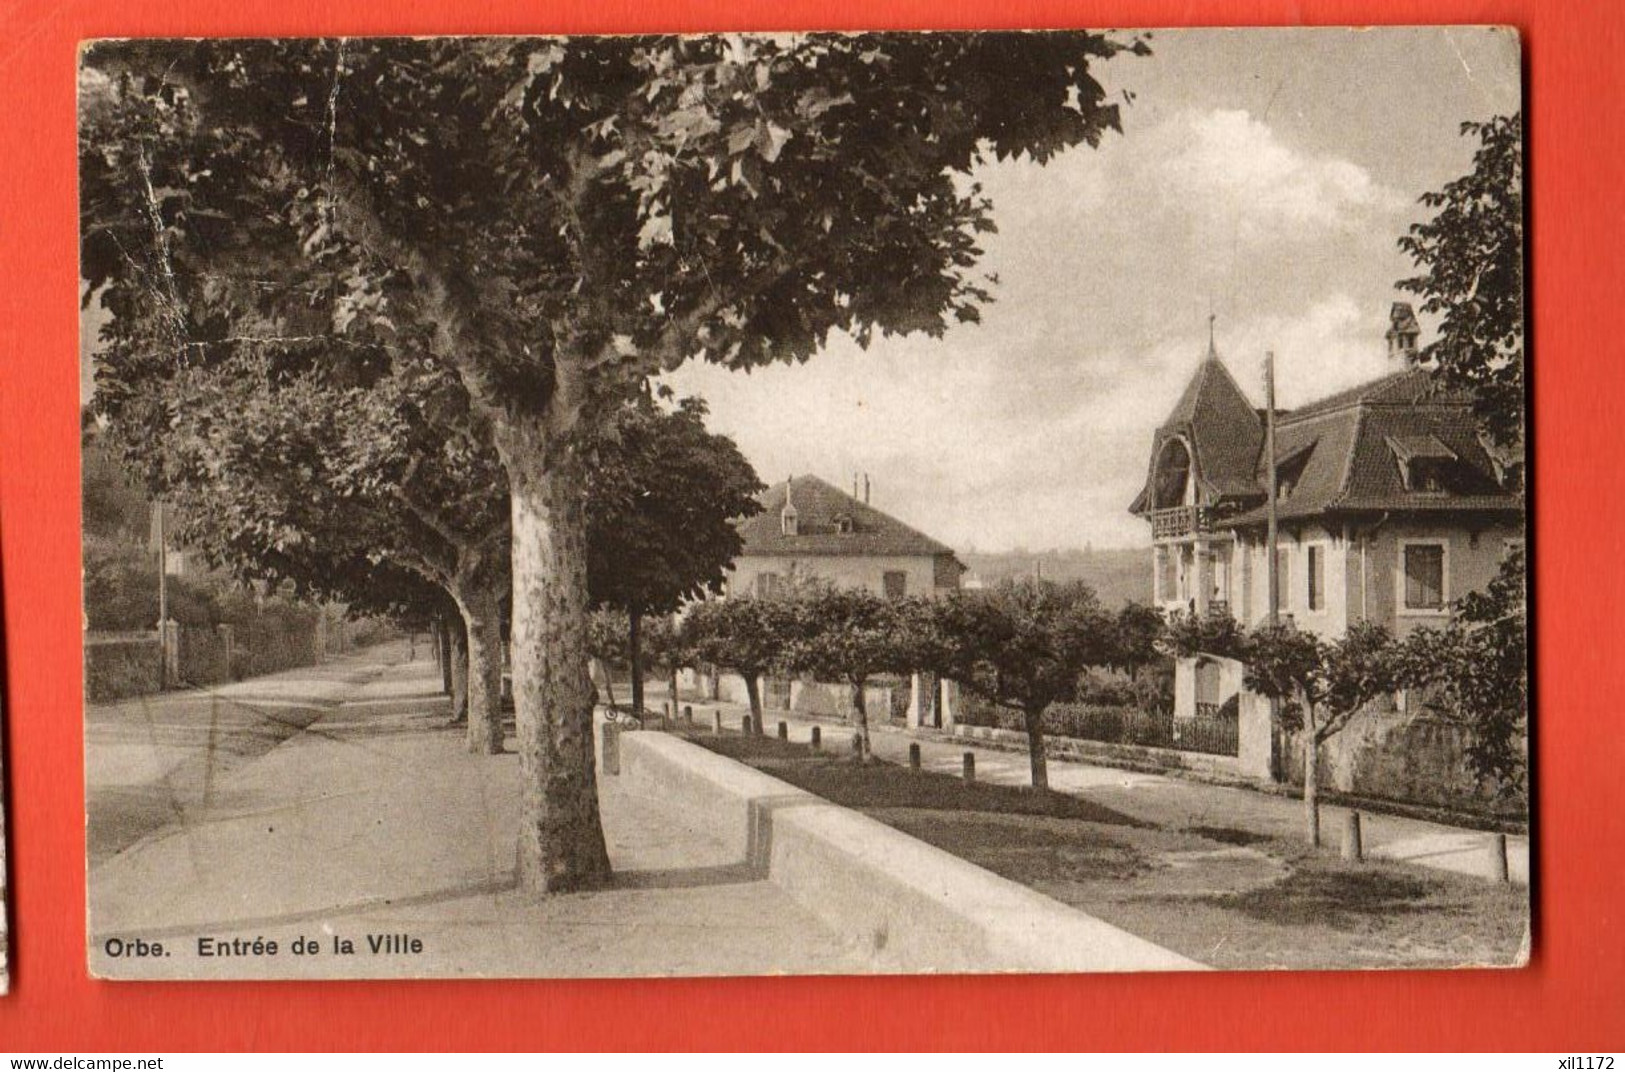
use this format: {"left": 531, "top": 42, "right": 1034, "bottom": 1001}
{"left": 663, "top": 292, "right": 1406, "bottom": 553}
{"left": 664, "top": 106, "right": 1429, "bottom": 552}
{"left": 1154, "top": 109, "right": 1407, "bottom": 242}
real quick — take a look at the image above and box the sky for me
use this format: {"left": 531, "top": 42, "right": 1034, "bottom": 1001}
{"left": 80, "top": 28, "right": 1521, "bottom": 552}
{"left": 661, "top": 27, "right": 1521, "bottom": 552}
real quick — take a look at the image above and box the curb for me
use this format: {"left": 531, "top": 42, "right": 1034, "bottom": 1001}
{"left": 614, "top": 728, "right": 1207, "bottom": 975}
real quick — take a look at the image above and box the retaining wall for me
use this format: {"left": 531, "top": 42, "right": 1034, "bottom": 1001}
{"left": 615, "top": 729, "right": 1205, "bottom": 974}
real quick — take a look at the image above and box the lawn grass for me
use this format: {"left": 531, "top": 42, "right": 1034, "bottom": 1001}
{"left": 690, "top": 729, "right": 1529, "bottom": 971}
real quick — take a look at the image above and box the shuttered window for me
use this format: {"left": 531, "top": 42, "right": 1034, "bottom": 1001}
{"left": 1403, "top": 544, "right": 1445, "bottom": 610}
{"left": 883, "top": 571, "right": 907, "bottom": 599}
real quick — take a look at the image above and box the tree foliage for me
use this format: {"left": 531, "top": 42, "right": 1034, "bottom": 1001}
{"left": 1243, "top": 620, "right": 1398, "bottom": 845}
{"left": 781, "top": 586, "right": 915, "bottom": 760}
{"left": 1397, "top": 548, "right": 1528, "bottom": 795}
{"left": 1160, "top": 607, "right": 1247, "bottom": 662}
{"left": 1399, "top": 113, "right": 1525, "bottom": 449}
{"left": 932, "top": 578, "right": 1110, "bottom": 789}
{"left": 79, "top": 32, "right": 1146, "bottom": 890}
{"left": 682, "top": 595, "right": 802, "bottom": 729}
{"left": 586, "top": 392, "right": 763, "bottom": 616}
{"left": 1105, "top": 601, "right": 1166, "bottom": 680}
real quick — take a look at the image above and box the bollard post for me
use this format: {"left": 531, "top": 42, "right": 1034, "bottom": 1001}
{"left": 810, "top": 726, "right": 821, "bottom": 750}
{"left": 851, "top": 732, "right": 863, "bottom": 755}
{"left": 909, "top": 742, "right": 922, "bottom": 771}
{"left": 1340, "top": 811, "right": 1364, "bottom": 861}
{"left": 683, "top": 704, "right": 694, "bottom": 725}
{"left": 1489, "top": 833, "right": 1510, "bottom": 884}
{"left": 600, "top": 722, "right": 621, "bottom": 776}
{"left": 742, "top": 714, "right": 753, "bottom": 735}
{"left": 777, "top": 720, "right": 789, "bottom": 740}
{"left": 962, "top": 752, "right": 975, "bottom": 783}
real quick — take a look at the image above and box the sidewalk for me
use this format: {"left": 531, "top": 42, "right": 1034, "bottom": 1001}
{"left": 88, "top": 648, "right": 873, "bottom": 979}
{"left": 678, "top": 690, "right": 1530, "bottom": 886}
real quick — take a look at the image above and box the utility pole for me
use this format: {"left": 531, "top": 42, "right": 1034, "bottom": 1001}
{"left": 1265, "top": 351, "right": 1279, "bottom": 627}
{"left": 1263, "top": 351, "right": 1282, "bottom": 783}
{"left": 154, "top": 500, "right": 169, "bottom": 690}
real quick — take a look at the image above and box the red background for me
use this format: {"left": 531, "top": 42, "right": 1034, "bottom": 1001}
{"left": 0, "top": 0, "right": 1619, "bottom": 1052}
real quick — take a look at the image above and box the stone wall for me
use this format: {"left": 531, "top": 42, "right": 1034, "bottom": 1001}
{"left": 1283, "top": 703, "right": 1525, "bottom": 818}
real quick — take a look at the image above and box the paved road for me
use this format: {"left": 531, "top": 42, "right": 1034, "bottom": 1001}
{"left": 86, "top": 648, "right": 403, "bottom": 867}
{"left": 672, "top": 689, "right": 1531, "bottom": 886}
{"left": 87, "top": 645, "right": 872, "bottom": 979}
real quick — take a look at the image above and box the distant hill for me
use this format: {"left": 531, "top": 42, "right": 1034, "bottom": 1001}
{"left": 960, "top": 547, "right": 1152, "bottom": 607}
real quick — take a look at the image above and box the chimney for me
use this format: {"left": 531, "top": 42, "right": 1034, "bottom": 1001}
{"left": 780, "top": 476, "right": 799, "bottom": 536}
{"left": 1386, "top": 302, "right": 1420, "bottom": 362}
{"left": 863, "top": 473, "right": 871, "bottom": 505}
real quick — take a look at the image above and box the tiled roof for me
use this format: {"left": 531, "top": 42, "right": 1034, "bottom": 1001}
{"left": 1224, "top": 376, "right": 1521, "bottom": 526}
{"left": 738, "top": 475, "right": 958, "bottom": 558}
{"left": 1130, "top": 354, "right": 1264, "bottom": 513}
{"left": 1136, "top": 358, "right": 1521, "bottom": 528}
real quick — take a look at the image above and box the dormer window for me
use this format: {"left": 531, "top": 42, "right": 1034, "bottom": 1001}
{"left": 1387, "top": 434, "right": 1457, "bottom": 493}
{"left": 1273, "top": 440, "right": 1316, "bottom": 502}
{"left": 834, "top": 514, "right": 854, "bottom": 535}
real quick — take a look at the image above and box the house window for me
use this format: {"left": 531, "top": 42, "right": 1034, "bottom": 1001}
{"left": 1402, "top": 543, "right": 1447, "bottom": 611}
{"left": 1156, "top": 546, "right": 1177, "bottom": 603}
{"left": 1306, "top": 545, "right": 1325, "bottom": 611}
{"left": 834, "top": 514, "right": 854, "bottom": 535}
{"left": 755, "top": 572, "right": 783, "bottom": 599}
{"left": 1273, "top": 546, "right": 1292, "bottom": 610}
{"left": 882, "top": 571, "right": 907, "bottom": 599}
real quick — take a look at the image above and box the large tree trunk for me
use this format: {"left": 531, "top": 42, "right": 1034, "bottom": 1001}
{"left": 455, "top": 579, "right": 506, "bottom": 755}
{"left": 499, "top": 420, "right": 612, "bottom": 893}
{"left": 1024, "top": 705, "right": 1050, "bottom": 791}
{"left": 669, "top": 666, "right": 681, "bottom": 712}
{"left": 447, "top": 617, "right": 469, "bottom": 725}
{"left": 628, "top": 608, "right": 645, "bottom": 717}
{"left": 852, "top": 678, "right": 872, "bottom": 762}
{"left": 1304, "top": 698, "right": 1321, "bottom": 847}
{"left": 743, "top": 673, "right": 764, "bottom": 734}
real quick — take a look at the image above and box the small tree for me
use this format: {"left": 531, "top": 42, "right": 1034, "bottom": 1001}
{"left": 782, "top": 586, "right": 911, "bottom": 762}
{"left": 933, "top": 579, "right": 1109, "bottom": 790}
{"left": 641, "top": 614, "right": 691, "bottom": 717}
{"left": 1160, "top": 607, "right": 1248, "bottom": 661}
{"left": 1244, "top": 621, "right": 1399, "bottom": 846}
{"left": 1397, "top": 548, "right": 1527, "bottom": 796}
{"left": 682, "top": 597, "right": 799, "bottom": 734}
{"left": 586, "top": 607, "right": 631, "bottom": 711}
{"left": 1107, "top": 602, "right": 1166, "bottom": 682}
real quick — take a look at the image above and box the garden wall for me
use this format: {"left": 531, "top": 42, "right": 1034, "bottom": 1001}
{"left": 950, "top": 723, "right": 1242, "bottom": 779}
{"left": 1285, "top": 704, "right": 1525, "bottom": 819}
{"left": 707, "top": 672, "right": 905, "bottom": 722}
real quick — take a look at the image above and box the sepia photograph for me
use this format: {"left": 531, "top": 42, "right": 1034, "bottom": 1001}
{"left": 78, "top": 26, "right": 1528, "bottom": 980}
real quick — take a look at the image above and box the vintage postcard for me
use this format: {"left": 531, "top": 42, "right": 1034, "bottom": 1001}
{"left": 79, "top": 27, "right": 1527, "bottom": 979}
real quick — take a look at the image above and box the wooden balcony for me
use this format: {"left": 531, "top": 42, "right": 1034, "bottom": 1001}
{"left": 1150, "top": 505, "right": 1212, "bottom": 539}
